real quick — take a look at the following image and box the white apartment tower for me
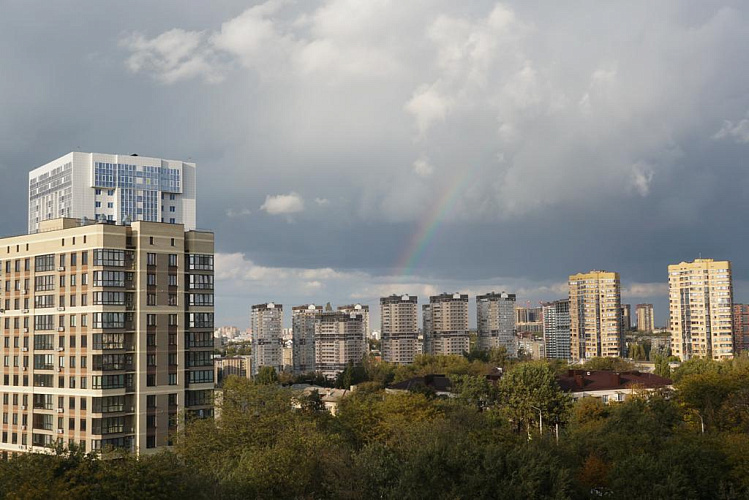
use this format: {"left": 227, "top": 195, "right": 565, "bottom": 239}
{"left": 28, "top": 152, "right": 197, "bottom": 234}
{"left": 380, "top": 295, "right": 419, "bottom": 365}
{"left": 314, "top": 310, "right": 366, "bottom": 379}
{"left": 668, "top": 259, "right": 734, "bottom": 360}
{"left": 476, "top": 292, "right": 517, "bottom": 355}
{"left": 292, "top": 304, "right": 321, "bottom": 375}
{"left": 251, "top": 303, "right": 283, "bottom": 376}
{"left": 542, "top": 299, "right": 571, "bottom": 360}
{"left": 423, "top": 293, "right": 469, "bottom": 356}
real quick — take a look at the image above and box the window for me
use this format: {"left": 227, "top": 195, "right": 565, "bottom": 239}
{"left": 81, "top": 273, "right": 88, "bottom": 285}
{"left": 147, "top": 314, "right": 157, "bottom": 326}
{"left": 188, "top": 313, "right": 213, "bottom": 329}
{"left": 107, "top": 189, "right": 114, "bottom": 196}
{"left": 34, "top": 315, "right": 55, "bottom": 331}
{"left": 185, "top": 331, "right": 213, "bottom": 348}
{"left": 147, "top": 374, "right": 156, "bottom": 387}
{"left": 34, "top": 275, "right": 55, "bottom": 291}
{"left": 59, "top": 276, "right": 65, "bottom": 288}
{"left": 188, "top": 274, "right": 213, "bottom": 290}
{"left": 81, "top": 294, "right": 87, "bottom": 306}
{"left": 147, "top": 334, "right": 156, "bottom": 347}
{"left": 93, "top": 250, "right": 124, "bottom": 267}
{"left": 70, "top": 253, "right": 77, "bottom": 267}
{"left": 147, "top": 253, "right": 157, "bottom": 266}
{"left": 168, "top": 294, "right": 177, "bottom": 306}
{"left": 147, "top": 294, "right": 157, "bottom": 306}
{"left": 187, "top": 370, "right": 213, "bottom": 384}
{"left": 81, "top": 252, "right": 88, "bottom": 265}
{"left": 169, "top": 206, "right": 175, "bottom": 212}
{"left": 70, "top": 275, "right": 76, "bottom": 287}
{"left": 92, "top": 313, "right": 125, "bottom": 329}
{"left": 168, "top": 254, "right": 177, "bottom": 267}
{"left": 93, "top": 291, "right": 125, "bottom": 305}
{"left": 147, "top": 354, "right": 156, "bottom": 367}
{"left": 34, "top": 255, "right": 55, "bottom": 272}
{"left": 169, "top": 314, "right": 178, "bottom": 326}
{"left": 34, "top": 295, "right": 55, "bottom": 308}
{"left": 187, "top": 255, "right": 213, "bottom": 271}
{"left": 188, "top": 294, "right": 213, "bottom": 306}
{"left": 147, "top": 274, "right": 156, "bottom": 286}
{"left": 168, "top": 275, "right": 177, "bottom": 287}
{"left": 93, "top": 271, "right": 125, "bottom": 287}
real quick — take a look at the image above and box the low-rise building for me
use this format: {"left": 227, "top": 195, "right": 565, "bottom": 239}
{"left": 556, "top": 370, "right": 672, "bottom": 404}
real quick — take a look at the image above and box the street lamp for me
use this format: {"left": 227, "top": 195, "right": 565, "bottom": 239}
{"left": 530, "top": 405, "right": 543, "bottom": 435}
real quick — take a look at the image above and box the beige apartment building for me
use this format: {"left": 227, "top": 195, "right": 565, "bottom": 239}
{"left": 423, "top": 293, "right": 469, "bottom": 356}
{"left": 636, "top": 303, "right": 655, "bottom": 332}
{"left": 250, "top": 303, "right": 283, "bottom": 376}
{"left": 380, "top": 294, "right": 419, "bottom": 365}
{"left": 569, "top": 270, "right": 623, "bottom": 361}
{"left": 668, "top": 259, "right": 734, "bottom": 360}
{"left": 337, "top": 304, "right": 369, "bottom": 336}
{"left": 314, "top": 310, "right": 366, "bottom": 379}
{"left": 476, "top": 292, "right": 516, "bottom": 355}
{"left": 0, "top": 217, "right": 214, "bottom": 456}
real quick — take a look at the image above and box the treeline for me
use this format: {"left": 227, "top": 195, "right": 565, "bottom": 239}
{"left": 1, "top": 356, "right": 749, "bottom": 498}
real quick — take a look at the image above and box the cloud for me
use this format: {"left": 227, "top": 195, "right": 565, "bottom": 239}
{"left": 412, "top": 155, "right": 435, "bottom": 178}
{"left": 120, "top": 29, "right": 224, "bottom": 84}
{"left": 630, "top": 162, "right": 655, "bottom": 197}
{"left": 714, "top": 114, "right": 749, "bottom": 143}
{"left": 260, "top": 192, "right": 305, "bottom": 215}
{"left": 314, "top": 197, "right": 330, "bottom": 206}
{"left": 622, "top": 283, "right": 668, "bottom": 298}
{"left": 225, "top": 208, "right": 251, "bottom": 218}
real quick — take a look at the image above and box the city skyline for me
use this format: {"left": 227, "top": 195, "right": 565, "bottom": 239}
{"left": 3, "top": 2, "right": 749, "bottom": 328}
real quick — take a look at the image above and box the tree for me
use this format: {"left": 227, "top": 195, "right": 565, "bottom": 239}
{"left": 654, "top": 355, "right": 672, "bottom": 379}
{"left": 581, "top": 357, "right": 635, "bottom": 372}
{"left": 255, "top": 366, "right": 278, "bottom": 385}
{"left": 498, "top": 361, "right": 572, "bottom": 435}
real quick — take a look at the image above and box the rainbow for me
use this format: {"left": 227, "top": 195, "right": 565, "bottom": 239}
{"left": 395, "top": 165, "right": 475, "bottom": 277}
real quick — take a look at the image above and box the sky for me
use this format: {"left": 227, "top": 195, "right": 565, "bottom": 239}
{"left": 2, "top": 0, "right": 749, "bottom": 329}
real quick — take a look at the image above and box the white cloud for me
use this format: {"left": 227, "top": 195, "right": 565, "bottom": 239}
{"left": 630, "top": 162, "right": 655, "bottom": 197}
{"left": 260, "top": 192, "right": 305, "bottom": 215}
{"left": 714, "top": 115, "right": 749, "bottom": 143}
{"left": 412, "top": 155, "right": 434, "bottom": 177}
{"left": 314, "top": 197, "right": 330, "bottom": 206}
{"left": 623, "top": 283, "right": 668, "bottom": 298}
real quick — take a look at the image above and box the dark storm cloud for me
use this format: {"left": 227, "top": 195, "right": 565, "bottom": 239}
{"left": 2, "top": 1, "right": 749, "bottom": 327}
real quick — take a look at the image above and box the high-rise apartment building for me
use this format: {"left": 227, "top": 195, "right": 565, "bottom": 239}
{"left": 0, "top": 217, "right": 214, "bottom": 455}
{"left": 337, "top": 304, "right": 369, "bottom": 336}
{"left": 28, "top": 152, "right": 197, "bottom": 234}
{"left": 476, "top": 292, "right": 516, "bottom": 355}
{"left": 668, "top": 259, "right": 733, "bottom": 360}
{"left": 314, "top": 310, "right": 366, "bottom": 379}
{"left": 569, "top": 270, "right": 623, "bottom": 361}
{"left": 251, "top": 303, "right": 283, "bottom": 376}
{"left": 515, "top": 305, "right": 543, "bottom": 335}
{"left": 380, "top": 295, "right": 419, "bottom": 365}
{"left": 292, "top": 304, "right": 321, "bottom": 374}
{"left": 733, "top": 304, "right": 749, "bottom": 355}
{"left": 635, "top": 304, "right": 655, "bottom": 332}
{"left": 423, "top": 293, "right": 469, "bottom": 356}
{"left": 621, "top": 304, "right": 631, "bottom": 332}
{"left": 542, "top": 299, "right": 571, "bottom": 360}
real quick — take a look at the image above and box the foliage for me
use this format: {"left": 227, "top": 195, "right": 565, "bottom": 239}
{"left": 581, "top": 357, "right": 636, "bottom": 372}
{"left": 3, "top": 356, "right": 749, "bottom": 498}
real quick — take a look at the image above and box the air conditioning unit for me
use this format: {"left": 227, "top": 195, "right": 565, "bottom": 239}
{"left": 57, "top": 307, "right": 65, "bottom": 312}
{"left": 57, "top": 267, "right": 65, "bottom": 272}
{"left": 0, "top": 309, "right": 4, "bottom": 313}
{"left": 22, "top": 309, "right": 29, "bottom": 314}
{"left": 22, "top": 366, "right": 26, "bottom": 371}
{"left": 58, "top": 327, "right": 65, "bottom": 332}
{"left": 21, "top": 347, "right": 28, "bottom": 352}
{"left": 21, "top": 405, "right": 26, "bottom": 410}
{"left": 56, "top": 408, "right": 64, "bottom": 413}
{"left": 57, "top": 346, "right": 64, "bottom": 351}
{"left": 56, "top": 367, "right": 62, "bottom": 372}
{"left": 21, "top": 425, "right": 26, "bottom": 431}
{"left": 21, "top": 290, "right": 27, "bottom": 295}
{"left": 57, "top": 428, "right": 64, "bottom": 434}
{"left": 22, "top": 328, "right": 28, "bottom": 333}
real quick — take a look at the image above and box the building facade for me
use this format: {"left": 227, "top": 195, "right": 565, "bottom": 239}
{"left": 515, "top": 305, "right": 543, "bottom": 335}
{"left": 292, "top": 304, "right": 321, "bottom": 374}
{"left": 314, "top": 311, "right": 366, "bottom": 379}
{"left": 337, "top": 304, "right": 369, "bottom": 336}
{"left": 250, "top": 303, "right": 283, "bottom": 376}
{"left": 569, "top": 270, "right": 623, "bottom": 362}
{"left": 668, "top": 259, "right": 733, "bottom": 360}
{"left": 423, "top": 293, "right": 469, "bottom": 356}
{"left": 733, "top": 304, "right": 749, "bottom": 355}
{"left": 635, "top": 304, "right": 655, "bottom": 332}
{"left": 621, "top": 304, "right": 631, "bottom": 332}
{"left": 28, "top": 152, "right": 197, "bottom": 234}
{"left": 542, "top": 299, "right": 571, "bottom": 361}
{"left": 214, "top": 356, "right": 251, "bottom": 386}
{"left": 380, "top": 295, "right": 419, "bottom": 365}
{"left": 0, "top": 217, "right": 214, "bottom": 455}
{"left": 476, "top": 292, "right": 516, "bottom": 355}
